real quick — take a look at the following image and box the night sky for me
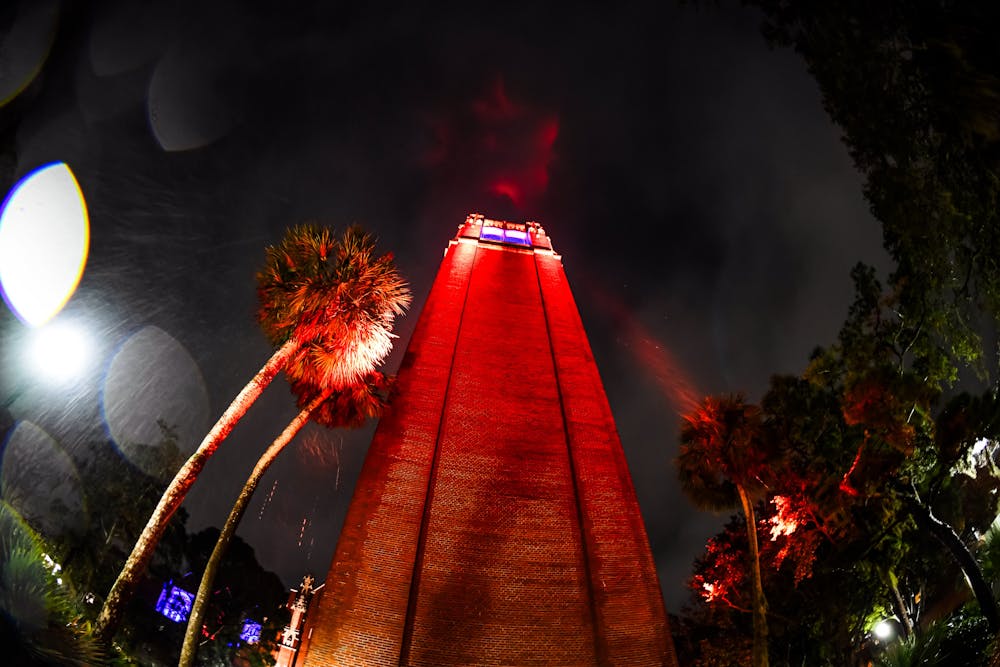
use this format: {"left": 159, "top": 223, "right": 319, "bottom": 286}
{"left": 0, "top": 0, "right": 891, "bottom": 614}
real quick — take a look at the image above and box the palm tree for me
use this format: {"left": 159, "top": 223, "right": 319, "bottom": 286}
{"left": 95, "top": 225, "right": 410, "bottom": 642}
{"left": 677, "top": 394, "right": 771, "bottom": 667}
{"left": 179, "top": 373, "right": 394, "bottom": 667}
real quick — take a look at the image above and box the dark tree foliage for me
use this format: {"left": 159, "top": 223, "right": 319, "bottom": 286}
{"left": 181, "top": 529, "right": 286, "bottom": 667}
{"left": 107, "top": 529, "right": 286, "bottom": 667}
{"left": 9, "top": 425, "right": 287, "bottom": 666}
{"left": 0, "top": 502, "right": 105, "bottom": 666}
{"left": 57, "top": 425, "right": 189, "bottom": 611}
{"left": 746, "top": 0, "right": 1000, "bottom": 380}
{"left": 678, "top": 268, "right": 1000, "bottom": 661}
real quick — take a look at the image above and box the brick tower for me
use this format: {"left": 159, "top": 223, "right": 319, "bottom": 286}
{"left": 299, "top": 215, "right": 676, "bottom": 666}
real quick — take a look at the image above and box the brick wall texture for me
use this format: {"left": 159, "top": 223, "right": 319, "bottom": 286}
{"left": 300, "top": 230, "right": 678, "bottom": 666}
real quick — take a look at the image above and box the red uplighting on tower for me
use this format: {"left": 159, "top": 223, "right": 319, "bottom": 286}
{"left": 298, "top": 216, "right": 678, "bottom": 666}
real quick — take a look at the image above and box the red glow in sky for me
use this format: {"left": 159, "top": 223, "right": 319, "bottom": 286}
{"left": 590, "top": 286, "right": 701, "bottom": 415}
{"left": 423, "top": 77, "right": 559, "bottom": 210}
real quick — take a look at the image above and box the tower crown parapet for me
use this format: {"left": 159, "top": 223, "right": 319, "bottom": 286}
{"left": 457, "top": 212, "right": 554, "bottom": 252}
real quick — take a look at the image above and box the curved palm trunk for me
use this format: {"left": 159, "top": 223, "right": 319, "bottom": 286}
{"left": 886, "top": 571, "right": 913, "bottom": 639}
{"left": 178, "top": 388, "right": 332, "bottom": 667}
{"left": 95, "top": 338, "right": 300, "bottom": 643}
{"left": 737, "top": 484, "right": 769, "bottom": 667}
{"left": 906, "top": 495, "right": 1000, "bottom": 633}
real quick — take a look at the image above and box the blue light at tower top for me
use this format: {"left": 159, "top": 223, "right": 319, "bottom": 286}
{"left": 241, "top": 619, "right": 262, "bottom": 644}
{"left": 155, "top": 582, "right": 194, "bottom": 623}
{"left": 463, "top": 213, "right": 537, "bottom": 248}
{"left": 479, "top": 225, "right": 532, "bottom": 247}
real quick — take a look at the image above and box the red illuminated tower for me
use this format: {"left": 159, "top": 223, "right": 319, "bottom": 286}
{"left": 299, "top": 215, "right": 677, "bottom": 666}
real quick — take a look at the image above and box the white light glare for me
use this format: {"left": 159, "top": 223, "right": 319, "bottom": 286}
{"left": 972, "top": 438, "right": 990, "bottom": 457}
{"left": 873, "top": 619, "right": 895, "bottom": 641}
{"left": 29, "top": 321, "right": 90, "bottom": 382}
{"left": 0, "top": 162, "right": 90, "bottom": 326}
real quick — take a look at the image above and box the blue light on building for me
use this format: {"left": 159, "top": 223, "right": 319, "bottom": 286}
{"left": 154, "top": 582, "right": 194, "bottom": 623}
{"left": 241, "top": 619, "right": 262, "bottom": 644}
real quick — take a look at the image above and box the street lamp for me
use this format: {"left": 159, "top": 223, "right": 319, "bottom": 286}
{"left": 873, "top": 619, "right": 896, "bottom": 642}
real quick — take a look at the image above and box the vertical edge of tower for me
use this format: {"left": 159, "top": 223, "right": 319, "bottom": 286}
{"left": 300, "top": 238, "right": 479, "bottom": 666}
{"left": 534, "top": 251, "right": 679, "bottom": 667}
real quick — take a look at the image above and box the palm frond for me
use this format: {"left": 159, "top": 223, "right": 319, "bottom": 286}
{"left": 292, "top": 372, "right": 396, "bottom": 430}
{"left": 257, "top": 224, "right": 412, "bottom": 389}
{"left": 0, "top": 503, "right": 105, "bottom": 666}
{"left": 676, "top": 394, "right": 771, "bottom": 510}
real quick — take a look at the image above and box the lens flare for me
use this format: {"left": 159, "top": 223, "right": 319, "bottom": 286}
{"left": 102, "top": 326, "right": 210, "bottom": 479}
{"left": 0, "top": 162, "right": 90, "bottom": 326}
{"left": 146, "top": 32, "right": 241, "bottom": 152}
{"left": 0, "top": 1, "right": 60, "bottom": 108}
{"left": 0, "top": 420, "right": 86, "bottom": 536}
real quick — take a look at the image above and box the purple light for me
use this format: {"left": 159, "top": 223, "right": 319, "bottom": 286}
{"left": 154, "top": 583, "right": 193, "bottom": 623}
{"left": 240, "top": 619, "right": 262, "bottom": 644}
{"left": 478, "top": 226, "right": 532, "bottom": 247}
{"left": 479, "top": 227, "right": 504, "bottom": 242}
{"left": 503, "top": 229, "right": 530, "bottom": 245}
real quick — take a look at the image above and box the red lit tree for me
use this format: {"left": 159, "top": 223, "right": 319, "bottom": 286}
{"left": 680, "top": 263, "right": 1000, "bottom": 660}
{"left": 97, "top": 225, "right": 410, "bottom": 642}
{"left": 803, "top": 265, "right": 1000, "bottom": 633}
{"left": 677, "top": 395, "right": 773, "bottom": 667}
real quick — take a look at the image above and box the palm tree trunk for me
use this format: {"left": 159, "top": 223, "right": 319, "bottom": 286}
{"left": 178, "top": 388, "right": 332, "bottom": 667}
{"left": 95, "top": 337, "right": 300, "bottom": 643}
{"left": 737, "top": 484, "right": 769, "bottom": 667}
{"left": 905, "top": 495, "right": 1000, "bottom": 633}
{"left": 883, "top": 569, "right": 912, "bottom": 639}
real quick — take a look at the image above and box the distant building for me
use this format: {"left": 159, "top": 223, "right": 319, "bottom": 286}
{"left": 300, "top": 215, "right": 677, "bottom": 665}
{"left": 273, "top": 574, "right": 323, "bottom": 667}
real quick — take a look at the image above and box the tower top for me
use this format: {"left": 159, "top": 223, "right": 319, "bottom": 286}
{"left": 455, "top": 212, "right": 555, "bottom": 253}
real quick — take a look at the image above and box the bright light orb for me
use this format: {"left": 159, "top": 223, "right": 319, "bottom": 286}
{"left": 873, "top": 619, "right": 895, "bottom": 641}
{"left": 28, "top": 321, "right": 91, "bottom": 382}
{"left": 0, "top": 162, "right": 90, "bottom": 326}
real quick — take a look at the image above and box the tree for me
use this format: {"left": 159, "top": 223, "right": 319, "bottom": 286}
{"left": 677, "top": 395, "right": 773, "bottom": 667}
{"left": 179, "top": 529, "right": 288, "bottom": 667}
{"left": 682, "top": 509, "right": 882, "bottom": 666}
{"left": 803, "top": 266, "right": 1000, "bottom": 633}
{"left": 179, "top": 373, "right": 394, "bottom": 667}
{"left": 746, "top": 0, "right": 1000, "bottom": 381}
{"left": 96, "top": 224, "right": 410, "bottom": 641}
{"left": 51, "top": 424, "right": 189, "bottom": 615}
{"left": 0, "top": 501, "right": 105, "bottom": 666}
